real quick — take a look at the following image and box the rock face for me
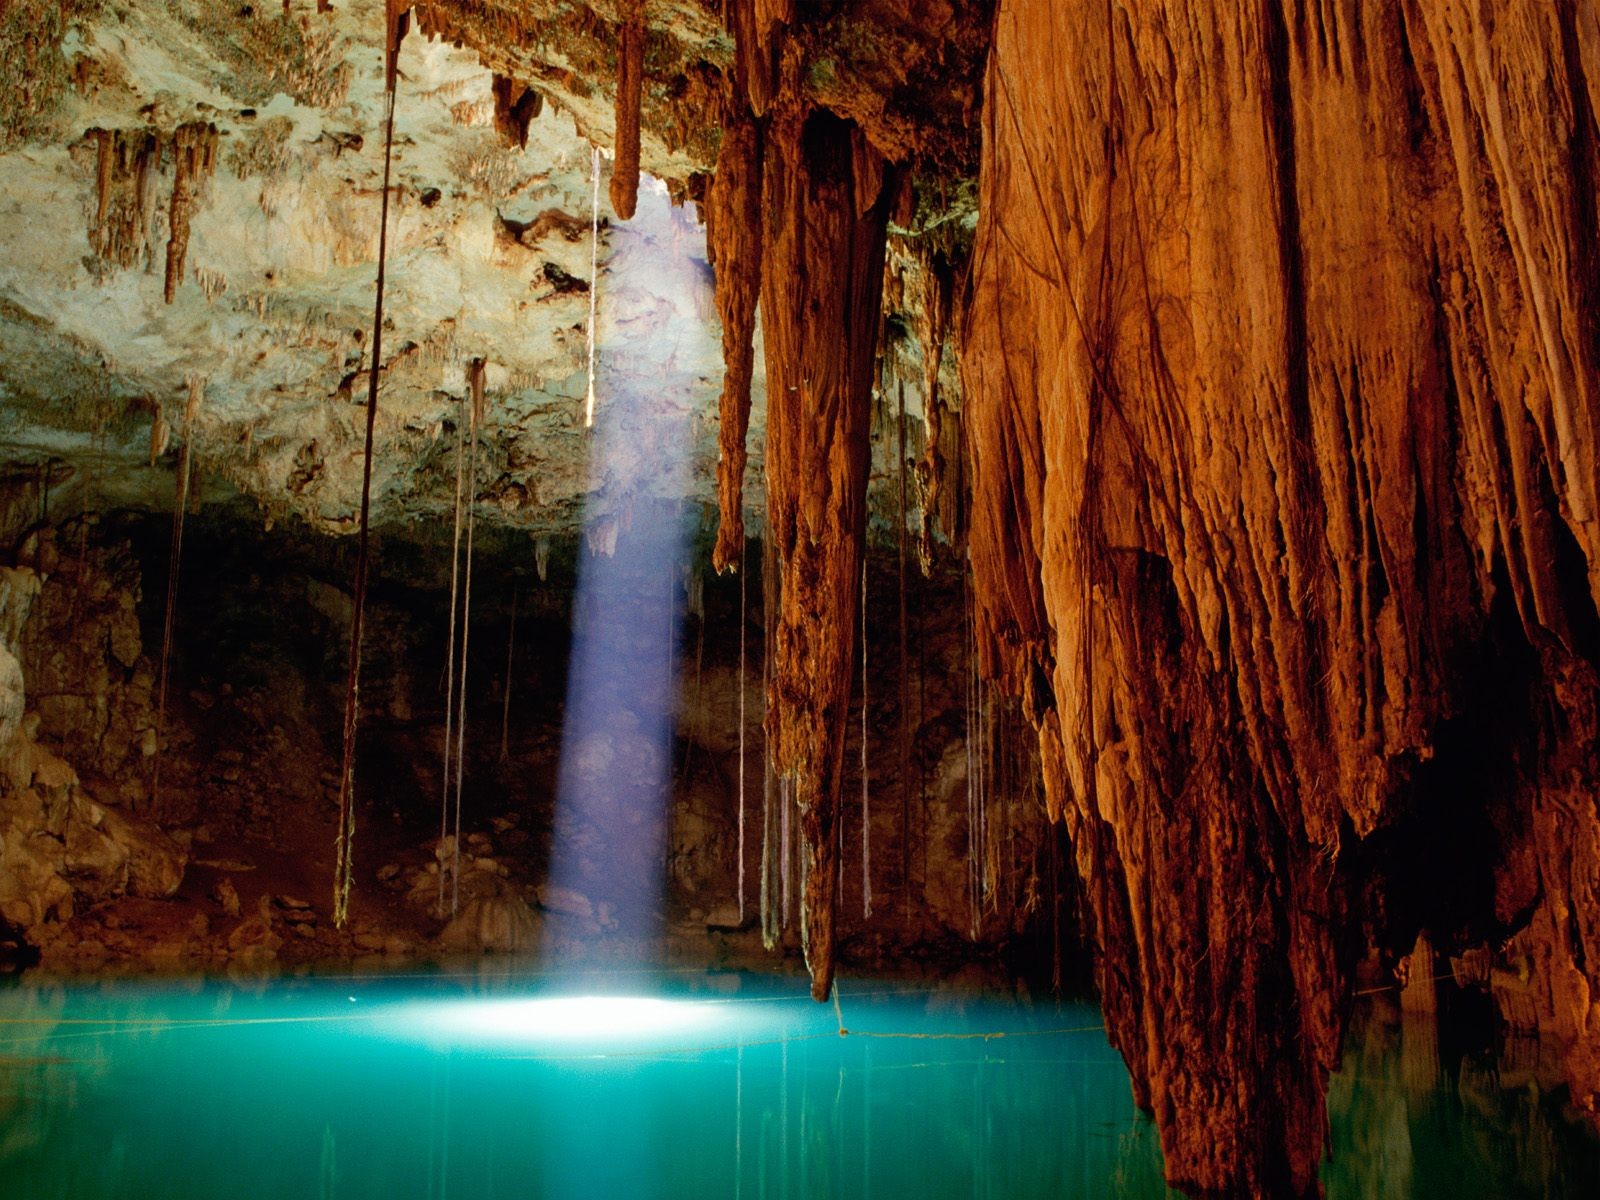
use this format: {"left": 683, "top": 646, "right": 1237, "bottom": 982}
{"left": 16, "top": 527, "right": 154, "bottom": 806}
{"left": 0, "top": 565, "right": 186, "bottom": 941}
{"left": 963, "top": 1, "right": 1600, "bottom": 1194}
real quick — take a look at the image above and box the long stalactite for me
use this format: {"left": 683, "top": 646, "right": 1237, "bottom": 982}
{"left": 962, "top": 1, "right": 1600, "bottom": 1193}
{"left": 707, "top": 104, "right": 764, "bottom": 575}
{"left": 760, "top": 97, "right": 894, "bottom": 1000}
{"left": 162, "top": 122, "right": 217, "bottom": 305}
{"left": 608, "top": 1, "right": 645, "bottom": 221}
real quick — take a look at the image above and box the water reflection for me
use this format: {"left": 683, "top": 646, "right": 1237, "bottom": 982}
{"left": 0, "top": 972, "right": 1171, "bottom": 1199}
{"left": 0, "top": 974, "right": 1594, "bottom": 1198}
{"left": 1325, "top": 997, "right": 1600, "bottom": 1198}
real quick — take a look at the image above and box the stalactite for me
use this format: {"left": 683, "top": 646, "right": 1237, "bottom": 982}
{"left": 534, "top": 535, "right": 550, "bottom": 582}
{"left": 163, "top": 122, "right": 218, "bottom": 305}
{"left": 761, "top": 101, "right": 895, "bottom": 1001}
{"left": 436, "top": 400, "right": 466, "bottom": 919}
{"left": 966, "top": 0, "right": 1600, "bottom": 1189}
{"left": 450, "top": 358, "right": 485, "bottom": 919}
{"left": 148, "top": 408, "right": 170, "bottom": 464}
{"left": 88, "top": 127, "right": 159, "bottom": 272}
{"left": 584, "top": 145, "right": 601, "bottom": 429}
{"left": 608, "top": 1, "right": 644, "bottom": 221}
{"left": 332, "top": 4, "right": 406, "bottom": 928}
{"left": 707, "top": 107, "right": 764, "bottom": 574}
{"left": 912, "top": 252, "right": 954, "bottom": 574}
{"left": 149, "top": 375, "right": 203, "bottom": 814}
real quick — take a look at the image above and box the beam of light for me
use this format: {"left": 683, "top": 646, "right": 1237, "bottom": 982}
{"left": 545, "top": 174, "right": 712, "bottom": 956}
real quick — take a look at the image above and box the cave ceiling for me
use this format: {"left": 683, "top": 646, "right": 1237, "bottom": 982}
{"left": 0, "top": 0, "right": 987, "bottom": 541}
{"left": 0, "top": 0, "right": 757, "bottom": 538}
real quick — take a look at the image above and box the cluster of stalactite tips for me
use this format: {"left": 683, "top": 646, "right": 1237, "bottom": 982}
{"left": 48, "top": 2, "right": 1600, "bottom": 1198}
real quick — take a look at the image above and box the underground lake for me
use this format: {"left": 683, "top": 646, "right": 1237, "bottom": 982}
{"left": 1, "top": 969, "right": 1596, "bottom": 1199}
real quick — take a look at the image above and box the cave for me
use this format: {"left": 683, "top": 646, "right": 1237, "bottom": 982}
{"left": 1, "top": 1, "right": 1598, "bottom": 1197}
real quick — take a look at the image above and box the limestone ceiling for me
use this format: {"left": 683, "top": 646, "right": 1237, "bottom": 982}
{"left": 0, "top": 0, "right": 763, "bottom": 538}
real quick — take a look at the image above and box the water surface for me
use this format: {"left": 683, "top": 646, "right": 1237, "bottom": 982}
{"left": 0, "top": 969, "right": 1593, "bottom": 1198}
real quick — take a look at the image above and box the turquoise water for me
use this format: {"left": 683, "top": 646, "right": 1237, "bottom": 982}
{"left": 0, "top": 970, "right": 1594, "bottom": 1198}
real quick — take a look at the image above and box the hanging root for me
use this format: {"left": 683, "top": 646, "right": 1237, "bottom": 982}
{"left": 333, "top": 5, "right": 407, "bottom": 927}
{"left": 897, "top": 380, "right": 912, "bottom": 920}
{"left": 149, "top": 375, "right": 205, "bottom": 813}
{"left": 437, "top": 398, "right": 466, "bottom": 918}
{"left": 760, "top": 534, "right": 780, "bottom": 951}
{"left": 609, "top": 2, "right": 644, "bottom": 221}
{"left": 451, "top": 358, "right": 486, "bottom": 919}
{"left": 500, "top": 583, "right": 516, "bottom": 764}
{"left": 737, "top": 537, "right": 748, "bottom": 924}
{"left": 861, "top": 558, "right": 871, "bottom": 918}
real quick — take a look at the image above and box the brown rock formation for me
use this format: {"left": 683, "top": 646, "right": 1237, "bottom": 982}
{"left": 609, "top": 3, "right": 645, "bottom": 220}
{"left": 706, "top": 105, "right": 763, "bottom": 574}
{"left": 908, "top": 246, "right": 955, "bottom": 569}
{"left": 963, "top": 1, "right": 1600, "bottom": 1194}
{"left": 88, "top": 127, "right": 160, "bottom": 272}
{"left": 761, "top": 100, "right": 894, "bottom": 1000}
{"left": 163, "top": 122, "right": 218, "bottom": 305}
{"left": 490, "top": 72, "right": 543, "bottom": 147}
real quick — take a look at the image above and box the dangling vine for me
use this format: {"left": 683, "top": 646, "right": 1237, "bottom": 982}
{"left": 896, "top": 380, "right": 912, "bottom": 920}
{"left": 737, "top": 531, "right": 748, "bottom": 925}
{"left": 860, "top": 558, "right": 871, "bottom": 919}
{"left": 437, "top": 393, "right": 467, "bottom": 918}
{"left": 333, "top": 1, "right": 408, "bottom": 928}
{"left": 500, "top": 581, "right": 517, "bottom": 764}
{"left": 760, "top": 534, "right": 780, "bottom": 950}
{"left": 450, "top": 358, "right": 485, "bottom": 919}
{"left": 150, "top": 374, "right": 204, "bottom": 815}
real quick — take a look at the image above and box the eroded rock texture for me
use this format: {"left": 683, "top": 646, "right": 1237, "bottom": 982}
{"left": 609, "top": 3, "right": 646, "bottom": 219}
{"left": 964, "top": 1, "right": 1600, "bottom": 1194}
{"left": 761, "top": 102, "right": 893, "bottom": 1000}
{"left": 706, "top": 105, "right": 763, "bottom": 574}
{"left": 702, "top": 0, "right": 999, "bottom": 1001}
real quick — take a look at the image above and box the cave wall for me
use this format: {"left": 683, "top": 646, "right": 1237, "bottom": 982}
{"left": 962, "top": 1, "right": 1600, "bottom": 1194}
{"left": 0, "top": 485, "right": 1056, "bottom": 973}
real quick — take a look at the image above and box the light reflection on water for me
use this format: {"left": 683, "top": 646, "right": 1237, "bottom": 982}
{"left": 0, "top": 970, "right": 1593, "bottom": 1198}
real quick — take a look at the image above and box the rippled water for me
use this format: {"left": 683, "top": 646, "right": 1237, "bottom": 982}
{"left": 0, "top": 969, "right": 1593, "bottom": 1198}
